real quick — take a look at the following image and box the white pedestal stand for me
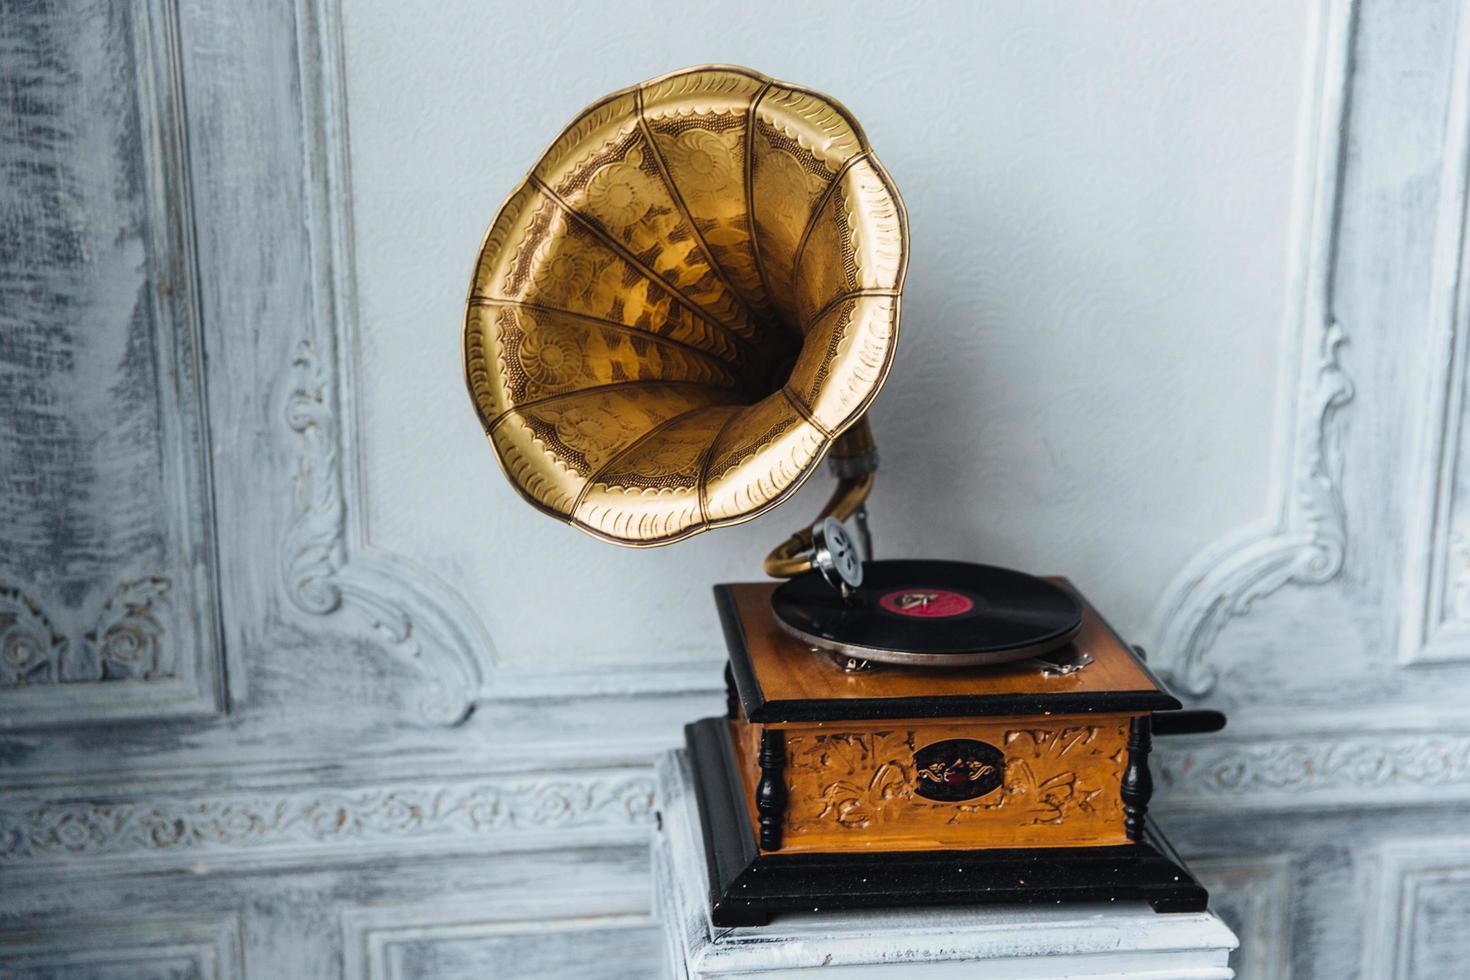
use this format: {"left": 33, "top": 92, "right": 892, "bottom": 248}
{"left": 654, "top": 748, "right": 1238, "bottom": 980}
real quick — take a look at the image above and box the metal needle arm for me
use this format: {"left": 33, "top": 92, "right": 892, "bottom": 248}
{"left": 764, "top": 417, "right": 879, "bottom": 578}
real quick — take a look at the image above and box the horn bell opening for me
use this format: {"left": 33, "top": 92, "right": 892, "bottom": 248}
{"left": 464, "top": 65, "right": 909, "bottom": 546}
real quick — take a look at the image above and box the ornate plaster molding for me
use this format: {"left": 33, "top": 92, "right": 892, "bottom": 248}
{"left": 0, "top": 578, "right": 174, "bottom": 688}
{"left": 0, "top": 0, "right": 222, "bottom": 727}
{"left": 0, "top": 767, "right": 656, "bottom": 872}
{"left": 0, "top": 587, "right": 60, "bottom": 687}
{"left": 1155, "top": 731, "right": 1470, "bottom": 808}
{"left": 279, "top": 0, "right": 496, "bottom": 725}
{"left": 0, "top": 913, "right": 243, "bottom": 980}
{"left": 7, "top": 729, "right": 1470, "bottom": 875}
{"left": 282, "top": 341, "right": 489, "bottom": 724}
{"left": 281, "top": 0, "right": 722, "bottom": 720}
{"left": 341, "top": 903, "right": 653, "bottom": 980}
{"left": 1366, "top": 837, "right": 1470, "bottom": 979}
{"left": 1189, "top": 855, "right": 1292, "bottom": 980}
{"left": 279, "top": 331, "right": 723, "bottom": 712}
{"left": 1150, "top": 0, "right": 1357, "bottom": 695}
{"left": 1399, "top": 5, "right": 1470, "bottom": 666}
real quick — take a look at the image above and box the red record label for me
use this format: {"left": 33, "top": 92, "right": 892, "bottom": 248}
{"left": 878, "top": 588, "right": 975, "bottom": 618}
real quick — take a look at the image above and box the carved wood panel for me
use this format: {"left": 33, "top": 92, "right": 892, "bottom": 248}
{"left": 733, "top": 717, "right": 1129, "bottom": 853}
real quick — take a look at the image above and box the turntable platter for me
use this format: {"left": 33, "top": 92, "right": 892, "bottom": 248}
{"left": 770, "top": 559, "right": 1083, "bottom": 666}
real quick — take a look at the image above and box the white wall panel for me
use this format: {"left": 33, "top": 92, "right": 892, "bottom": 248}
{"left": 0, "top": 0, "right": 222, "bottom": 726}
{"left": 340, "top": 0, "right": 1311, "bottom": 671}
{"left": 342, "top": 899, "right": 657, "bottom": 980}
{"left": 0, "top": 915, "right": 242, "bottom": 980}
{"left": 1368, "top": 839, "right": 1470, "bottom": 979}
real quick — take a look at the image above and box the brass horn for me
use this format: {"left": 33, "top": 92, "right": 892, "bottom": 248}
{"left": 463, "top": 66, "right": 908, "bottom": 577}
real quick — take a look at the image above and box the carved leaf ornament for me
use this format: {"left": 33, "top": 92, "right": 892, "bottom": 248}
{"left": 0, "top": 578, "right": 172, "bottom": 688}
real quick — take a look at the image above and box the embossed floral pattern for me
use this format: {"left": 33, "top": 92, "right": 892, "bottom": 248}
{"left": 817, "top": 761, "right": 910, "bottom": 829}
{"left": 625, "top": 438, "right": 699, "bottom": 479}
{"left": 584, "top": 152, "right": 657, "bottom": 228}
{"left": 517, "top": 330, "right": 587, "bottom": 388}
{"left": 551, "top": 403, "right": 643, "bottom": 472}
{"left": 754, "top": 150, "right": 821, "bottom": 243}
{"left": 1155, "top": 735, "right": 1470, "bottom": 799}
{"left": 789, "top": 732, "right": 915, "bottom": 830}
{"left": 671, "top": 129, "right": 736, "bottom": 193}
{"left": 38, "top": 805, "right": 116, "bottom": 853}
{"left": 997, "top": 727, "right": 1113, "bottom": 826}
{"left": 529, "top": 236, "right": 598, "bottom": 306}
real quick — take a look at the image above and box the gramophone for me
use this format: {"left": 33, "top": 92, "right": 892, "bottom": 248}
{"left": 464, "top": 65, "right": 1224, "bottom": 926}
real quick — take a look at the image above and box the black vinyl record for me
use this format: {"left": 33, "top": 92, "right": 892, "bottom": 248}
{"left": 771, "top": 559, "right": 1083, "bottom": 666}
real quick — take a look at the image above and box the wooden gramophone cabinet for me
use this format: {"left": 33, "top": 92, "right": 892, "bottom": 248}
{"left": 687, "top": 581, "right": 1218, "bottom": 927}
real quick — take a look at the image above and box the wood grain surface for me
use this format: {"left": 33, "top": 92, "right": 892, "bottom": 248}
{"left": 728, "top": 581, "right": 1163, "bottom": 709}
{"left": 731, "top": 714, "right": 1132, "bottom": 854}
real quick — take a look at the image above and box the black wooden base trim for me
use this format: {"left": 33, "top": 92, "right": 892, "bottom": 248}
{"left": 685, "top": 716, "right": 1210, "bottom": 928}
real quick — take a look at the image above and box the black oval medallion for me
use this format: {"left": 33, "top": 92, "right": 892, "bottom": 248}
{"left": 913, "top": 738, "right": 1005, "bottom": 802}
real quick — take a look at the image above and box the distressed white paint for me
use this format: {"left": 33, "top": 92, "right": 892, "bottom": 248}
{"left": 1365, "top": 838, "right": 1470, "bottom": 979}
{"left": 1190, "top": 857, "right": 1293, "bottom": 980}
{"left": 0, "top": 914, "right": 243, "bottom": 980}
{"left": 0, "top": 0, "right": 222, "bottom": 726}
{"left": 654, "top": 750, "right": 1238, "bottom": 979}
{"left": 3, "top": 0, "right": 1470, "bottom": 978}
{"left": 341, "top": 892, "right": 658, "bottom": 980}
{"left": 1399, "top": 0, "right": 1470, "bottom": 668}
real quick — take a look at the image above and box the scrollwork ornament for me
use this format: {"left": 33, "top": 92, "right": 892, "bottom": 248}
{"left": 87, "top": 577, "right": 172, "bottom": 680}
{"left": 0, "top": 586, "right": 64, "bottom": 687}
{"left": 1153, "top": 320, "right": 1354, "bottom": 695}
{"left": 283, "top": 340, "right": 348, "bottom": 617}
{"left": 35, "top": 805, "right": 121, "bottom": 854}
{"left": 306, "top": 794, "right": 360, "bottom": 840}
{"left": 527, "top": 782, "right": 592, "bottom": 827}
{"left": 0, "top": 772, "right": 658, "bottom": 866}
{"left": 140, "top": 811, "right": 189, "bottom": 849}
{"left": 196, "top": 803, "right": 276, "bottom": 845}
{"left": 461, "top": 787, "right": 511, "bottom": 831}
{"left": 0, "top": 809, "right": 24, "bottom": 857}
{"left": 359, "top": 793, "right": 426, "bottom": 835}
{"left": 280, "top": 340, "right": 486, "bottom": 726}
{"left": 1, "top": 581, "right": 175, "bottom": 687}
{"left": 615, "top": 779, "right": 656, "bottom": 822}
{"left": 1156, "top": 734, "right": 1470, "bottom": 801}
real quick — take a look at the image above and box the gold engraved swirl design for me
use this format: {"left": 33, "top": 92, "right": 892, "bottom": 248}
{"left": 464, "top": 66, "right": 907, "bottom": 545}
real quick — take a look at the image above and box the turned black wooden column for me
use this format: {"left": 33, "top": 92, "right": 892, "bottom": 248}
{"left": 724, "top": 661, "right": 739, "bottom": 719}
{"left": 1122, "top": 714, "right": 1153, "bottom": 842}
{"left": 756, "top": 728, "right": 786, "bottom": 850}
